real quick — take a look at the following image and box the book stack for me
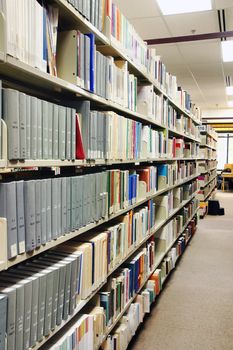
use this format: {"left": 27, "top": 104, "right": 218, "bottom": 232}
{"left": 0, "top": 1, "right": 58, "bottom": 75}
{"left": 0, "top": 248, "right": 84, "bottom": 349}
{"left": 0, "top": 173, "right": 108, "bottom": 259}
{"left": 57, "top": 36, "right": 138, "bottom": 110}
{"left": 2, "top": 88, "right": 78, "bottom": 161}
{"left": 110, "top": 2, "right": 147, "bottom": 70}
{"left": 66, "top": 0, "right": 109, "bottom": 34}
{"left": 177, "top": 88, "right": 191, "bottom": 112}
{"left": 107, "top": 166, "right": 157, "bottom": 214}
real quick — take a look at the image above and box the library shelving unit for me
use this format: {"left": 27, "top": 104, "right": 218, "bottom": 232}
{"left": 197, "top": 125, "right": 218, "bottom": 218}
{"left": 0, "top": 1, "right": 202, "bottom": 350}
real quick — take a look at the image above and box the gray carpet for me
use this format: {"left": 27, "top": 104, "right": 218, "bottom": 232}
{"left": 129, "top": 191, "right": 233, "bottom": 350}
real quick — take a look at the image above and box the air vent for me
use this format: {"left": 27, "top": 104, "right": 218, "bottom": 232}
{"left": 218, "top": 9, "right": 226, "bottom": 40}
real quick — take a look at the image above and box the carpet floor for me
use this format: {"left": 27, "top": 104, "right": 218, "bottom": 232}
{"left": 128, "top": 191, "right": 233, "bottom": 350}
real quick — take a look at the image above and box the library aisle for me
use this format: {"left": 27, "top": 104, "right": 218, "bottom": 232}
{"left": 129, "top": 191, "right": 233, "bottom": 350}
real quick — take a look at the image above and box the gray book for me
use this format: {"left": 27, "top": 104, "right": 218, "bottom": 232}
{"left": 53, "top": 104, "right": 59, "bottom": 160}
{"left": 30, "top": 96, "right": 38, "bottom": 160}
{"left": 37, "top": 99, "right": 42, "bottom": 159}
{"left": 10, "top": 269, "right": 39, "bottom": 348}
{"left": 94, "top": 0, "right": 98, "bottom": 28}
{"left": 75, "top": 177, "right": 79, "bottom": 229}
{"left": 40, "top": 180, "right": 47, "bottom": 245}
{"left": 0, "top": 281, "right": 24, "bottom": 350}
{"left": 42, "top": 100, "right": 49, "bottom": 159}
{"left": 71, "top": 109, "right": 76, "bottom": 160}
{"left": 3, "top": 88, "right": 19, "bottom": 160}
{"left": 26, "top": 95, "right": 31, "bottom": 159}
{"left": 20, "top": 265, "right": 47, "bottom": 341}
{"left": 66, "top": 108, "right": 71, "bottom": 160}
{"left": 66, "top": 177, "right": 71, "bottom": 233}
{"left": 57, "top": 177, "right": 62, "bottom": 237}
{"left": 0, "top": 182, "right": 18, "bottom": 259}
{"left": 19, "top": 92, "right": 26, "bottom": 159}
{"left": 16, "top": 181, "right": 26, "bottom": 254}
{"left": 90, "top": 0, "right": 95, "bottom": 25}
{"left": 48, "top": 252, "right": 78, "bottom": 316}
{"left": 0, "top": 286, "right": 16, "bottom": 350}
{"left": 43, "top": 253, "right": 72, "bottom": 321}
{"left": 48, "top": 102, "right": 53, "bottom": 159}
{"left": 61, "top": 177, "right": 67, "bottom": 235}
{"left": 0, "top": 294, "right": 7, "bottom": 350}
{"left": 71, "top": 177, "right": 76, "bottom": 231}
{"left": 35, "top": 180, "right": 42, "bottom": 248}
{"left": 42, "top": 254, "right": 66, "bottom": 326}
{"left": 33, "top": 259, "right": 60, "bottom": 331}
{"left": 46, "top": 179, "right": 52, "bottom": 242}
{"left": 82, "top": 175, "right": 87, "bottom": 226}
{"left": 98, "top": 0, "right": 103, "bottom": 31}
{"left": 51, "top": 178, "right": 58, "bottom": 240}
{"left": 90, "top": 174, "right": 96, "bottom": 222}
{"left": 77, "top": 176, "right": 84, "bottom": 228}
{"left": 0, "top": 276, "right": 32, "bottom": 350}
{"left": 58, "top": 106, "right": 66, "bottom": 160}
{"left": 24, "top": 180, "right": 36, "bottom": 252}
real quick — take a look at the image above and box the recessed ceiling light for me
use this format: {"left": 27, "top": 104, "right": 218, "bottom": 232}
{"left": 226, "top": 86, "right": 233, "bottom": 95}
{"left": 228, "top": 100, "right": 233, "bottom": 107}
{"left": 157, "top": 0, "right": 212, "bottom": 15}
{"left": 222, "top": 41, "right": 233, "bottom": 62}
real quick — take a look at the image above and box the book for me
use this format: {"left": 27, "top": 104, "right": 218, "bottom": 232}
{"left": 0, "top": 182, "right": 18, "bottom": 259}
{"left": 16, "top": 181, "right": 26, "bottom": 254}
{"left": 2, "top": 89, "right": 20, "bottom": 160}
{"left": 24, "top": 180, "right": 36, "bottom": 252}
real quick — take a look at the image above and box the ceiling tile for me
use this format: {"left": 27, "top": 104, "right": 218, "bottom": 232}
{"left": 177, "top": 41, "right": 222, "bottom": 64}
{"left": 164, "top": 11, "right": 219, "bottom": 36}
{"left": 214, "top": 0, "right": 233, "bottom": 10}
{"left": 113, "top": 0, "right": 161, "bottom": 19}
{"left": 155, "top": 45, "right": 183, "bottom": 65}
{"left": 130, "top": 17, "right": 170, "bottom": 39}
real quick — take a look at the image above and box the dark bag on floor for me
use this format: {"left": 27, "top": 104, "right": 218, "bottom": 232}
{"left": 208, "top": 200, "right": 225, "bottom": 216}
{"left": 208, "top": 200, "right": 220, "bottom": 215}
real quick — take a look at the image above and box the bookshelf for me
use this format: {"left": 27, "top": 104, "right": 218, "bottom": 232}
{"left": 197, "top": 125, "right": 218, "bottom": 218}
{"left": 36, "top": 197, "right": 199, "bottom": 350}
{"left": 0, "top": 1, "right": 202, "bottom": 350}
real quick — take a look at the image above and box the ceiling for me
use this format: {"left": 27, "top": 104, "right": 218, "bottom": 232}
{"left": 114, "top": 0, "right": 233, "bottom": 115}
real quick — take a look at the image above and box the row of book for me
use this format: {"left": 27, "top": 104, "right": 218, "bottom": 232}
{"left": 1, "top": 1, "right": 58, "bottom": 75}
{"left": 66, "top": 0, "right": 108, "bottom": 34}
{"left": 167, "top": 138, "right": 200, "bottom": 158}
{"left": 0, "top": 172, "right": 108, "bottom": 259}
{"left": 2, "top": 88, "right": 78, "bottom": 161}
{"left": 200, "top": 134, "right": 217, "bottom": 149}
{"left": 199, "top": 124, "right": 218, "bottom": 140}
{"left": 2, "top": 87, "right": 203, "bottom": 163}
{"left": 167, "top": 107, "right": 201, "bottom": 140}
{"left": 198, "top": 160, "right": 217, "bottom": 174}
{"left": 197, "top": 170, "right": 217, "bottom": 188}
{"left": 0, "top": 0, "right": 200, "bottom": 119}
{"left": 101, "top": 216, "right": 197, "bottom": 350}
{"left": 0, "top": 163, "right": 197, "bottom": 260}
{"left": 57, "top": 33, "right": 137, "bottom": 111}
{"left": 77, "top": 100, "right": 167, "bottom": 161}
{"left": 46, "top": 206, "right": 198, "bottom": 350}
{"left": 196, "top": 178, "right": 217, "bottom": 202}
{"left": 198, "top": 148, "right": 217, "bottom": 160}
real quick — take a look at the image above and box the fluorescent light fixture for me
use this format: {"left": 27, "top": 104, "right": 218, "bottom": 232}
{"left": 157, "top": 0, "right": 212, "bottom": 15}
{"left": 226, "top": 86, "right": 233, "bottom": 95}
{"left": 228, "top": 100, "right": 233, "bottom": 107}
{"left": 222, "top": 41, "right": 233, "bottom": 62}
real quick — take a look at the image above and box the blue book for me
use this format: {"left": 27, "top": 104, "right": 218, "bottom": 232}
{"left": 128, "top": 175, "right": 132, "bottom": 205}
{"left": 157, "top": 164, "right": 168, "bottom": 177}
{"left": 86, "top": 33, "right": 95, "bottom": 93}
